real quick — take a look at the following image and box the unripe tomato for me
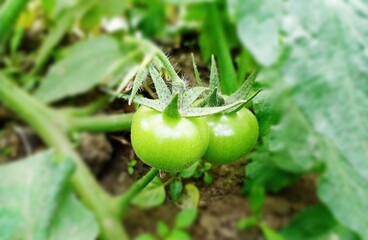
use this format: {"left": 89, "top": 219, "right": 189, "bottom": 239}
{"left": 203, "top": 108, "right": 259, "bottom": 164}
{"left": 131, "top": 106, "right": 210, "bottom": 172}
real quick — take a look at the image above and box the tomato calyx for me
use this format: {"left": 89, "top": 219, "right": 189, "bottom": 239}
{"left": 120, "top": 53, "right": 249, "bottom": 118}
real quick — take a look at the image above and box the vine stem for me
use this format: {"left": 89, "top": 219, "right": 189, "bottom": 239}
{"left": 69, "top": 113, "right": 133, "bottom": 133}
{"left": 116, "top": 168, "right": 159, "bottom": 218}
{"left": 0, "top": 76, "right": 129, "bottom": 240}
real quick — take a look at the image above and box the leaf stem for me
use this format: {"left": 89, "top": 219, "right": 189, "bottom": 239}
{"left": 116, "top": 168, "right": 159, "bottom": 217}
{"left": 69, "top": 113, "right": 133, "bottom": 133}
{"left": 206, "top": 3, "right": 238, "bottom": 94}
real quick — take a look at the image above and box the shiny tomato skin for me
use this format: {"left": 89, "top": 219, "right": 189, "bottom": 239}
{"left": 203, "top": 108, "right": 259, "bottom": 164}
{"left": 131, "top": 106, "right": 209, "bottom": 172}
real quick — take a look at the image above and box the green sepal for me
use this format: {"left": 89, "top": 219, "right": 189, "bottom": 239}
{"left": 209, "top": 55, "right": 220, "bottom": 94}
{"left": 163, "top": 94, "right": 180, "bottom": 118}
{"left": 129, "top": 68, "right": 148, "bottom": 104}
{"left": 191, "top": 53, "right": 202, "bottom": 86}
{"left": 181, "top": 87, "right": 209, "bottom": 108}
{"left": 223, "top": 89, "right": 261, "bottom": 114}
{"left": 120, "top": 94, "right": 165, "bottom": 112}
{"left": 208, "top": 88, "right": 225, "bottom": 107}
{"left": 180, "top": 100, "right": 247, "bottom": 117}
{"left": 155, "top": 52, "right": 186, "bottom": 94}
{"left": 148, "top": 63, "right": 172, "bottom": 104}
{"left": 225, "top": 70, "right": 258, "bottom": 104}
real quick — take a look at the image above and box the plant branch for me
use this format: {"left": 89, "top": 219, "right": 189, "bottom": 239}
{"left": 61, "top": 95, "right": 112, "bottom": 117}
{"left": 69, "top": 113, "right": 133, "bottom": 133}
{"left": 116, "top": 168, "right": 159, "bottom": 217}
{"left": 207, "top": 3, "right": 238, "bottom": 95}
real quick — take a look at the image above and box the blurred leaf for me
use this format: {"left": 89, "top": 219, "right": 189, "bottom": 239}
{"left": 99, "top": 0, "right": 127, "bottom": 18}
{"left": 35, "top": 36, "right": 142, "bottom": 103}
{"left": 203, "top": 172, "right": 213, "bottom": 185}
{"left": 237, "top": 216, "right": 257, "bottom": 230}
{"left": 235, "top": 0, "right": 282, "bottom": 66}
{"left": 179, "top": 161, "right": 199, "bottom": 178}
{"left": 249, "top": 185, "right": 265, "bottom": 215}
{"left": 132, "top": 176, "right": 166, "bottom": 208}
{"left": 32, "top": 1, "right": 96, "bottom": 74}
{"left": 165, "top": 229, "right": 191, "bottom": 240}
{"left": 236, "top": 0, "right": 368, "bottom": 238}
{"left": 244, "top": 145, "right": 298, "bottom": 193}
{"left": 129, "top": 0, "right": 166, "bottom": 38}
{"left": 157, "top": 221, "right": 169, "bottom": 238}
{"left": 259, "top": 224, "right": 285, "bottom": 240}
{"left": 170, "top": 180, "right": 183, "bottom": 202}
{"left": 176, "top": 184, "right": 200, "bottom": 209}
{"left": 135, "top": 233, "right": 157, "bottom": 240}
{"left": 174, "top": 208, "right": 197, "bottom": 229}
{"left": 0, "top": 151, "right": 98, "bottom": 240}
{"left": 282, "top": 204, "right": 358, "bottom": 240}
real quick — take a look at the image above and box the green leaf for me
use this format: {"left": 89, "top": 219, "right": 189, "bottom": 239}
{"left": 237, "top": 216, "right": 257, "bottom": 230}
{"left": 249, "top": 185, "right": 265, "bottom": 215}
{"left": 236, "top": 1, "right": 368, "bottom": 238}
{"left": 244, "top": 146, "right": 298, "bottom": 193}
{"left": 132, "top": 176, "right": 166, "bottom": 208}
{"left": 165, "top": 229, "right": 191, "bottom": 240}
{"left": 203, "top": 172, "right": 213, "bottom": 185}
{"left": 259, "top": 224, "right": 285, "bottom": 240}
{"left": 282, "top": 204, "right": 358, "bottom": 240}
{"left": 156, "top": 221, "right": 169, "bottom": 238}
{"left": 176, "top": 184, "right": 200, "bottom": 209}
{"left": 35, "top": 36, "right": 142, "bottom": 103}
{"left": 174, "top": 208, "right": 197, "bottom": 229}
{"left": 235, "top": 0, "right": 282, "bottom": 66}
{"left": 317, "top": 140, "right": 368, "bottom": 239}
{"left": 135, "top": 233, "right": 157, "bottom": 240}
{"left": 0, "top": 151, "right": 98, "bottom": 240}
{"left": 179, "top": 161, "right": 200, "bottom": 179}
{"left": 169, "top": 180, "right": 183, "bottom": 202}
{"left": 32, "top": 1, "right": 96, "bottom": 74}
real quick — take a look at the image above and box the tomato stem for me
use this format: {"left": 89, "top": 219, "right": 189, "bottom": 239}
{"left": 69, "top": 113, "right": 133, "bottom": 133}
{"left": 116, "top": 168, "right": 159, "bottom": 218}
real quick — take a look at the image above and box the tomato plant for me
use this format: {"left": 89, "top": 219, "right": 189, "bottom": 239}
{"left": 203, "top": 107, "right": 259, "bottom": 164}
{"left": 131, "top": 106, "right": 209, "bottom": 172}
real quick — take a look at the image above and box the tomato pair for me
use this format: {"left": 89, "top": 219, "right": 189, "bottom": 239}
{"left": 131, "top": 106, "right": 259, "bottom": 172}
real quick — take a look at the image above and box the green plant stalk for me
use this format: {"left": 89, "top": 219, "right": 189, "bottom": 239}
{"left": 61, "top": 96, "right": 112, "bottom": 117}
{"left": 207, "top": 4, "right": 238, "bottom": 95}
{"left": 117, "top": 168, "right": 159, "bottom": 217}
{"left": 0, "top": 76, "right": 129, "bottom": 240}
{"left": 0, "top": 0, "right": 28, "bottom": 45}
{"left": 70, "top": 113, "right": 133, "bottom": 133}
{"left": 237, "top": 49, "right": 251, "bottom": 84}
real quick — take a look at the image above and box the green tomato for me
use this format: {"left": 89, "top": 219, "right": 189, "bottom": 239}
{"left": 203, "top": 108, "right": 259, "bottom": 164}
{"left": 131, "top": 106, "right": 209, "bottom": 172}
